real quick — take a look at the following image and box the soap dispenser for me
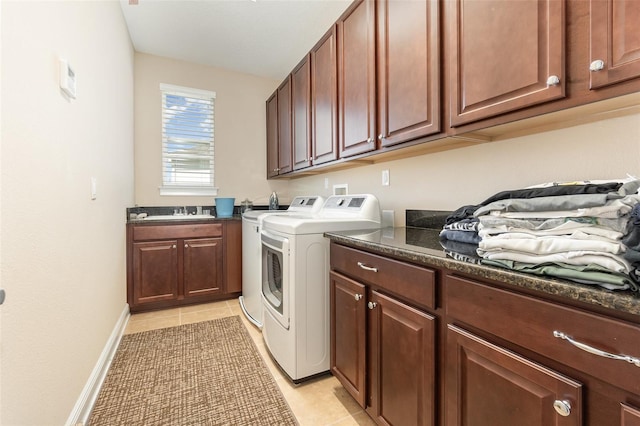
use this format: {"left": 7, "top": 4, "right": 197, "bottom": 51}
{"left": 269, "top": 192, "right": 279, "bottom": 210}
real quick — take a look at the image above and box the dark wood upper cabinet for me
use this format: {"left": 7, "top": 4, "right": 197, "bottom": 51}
{"left": 448, "top": 0, "right": 566, "bottom": 127}
{"left": 589, "top": 0, "right": 640, "bottom": 89}
{"left": 311, "top": 26, "right": 339, "bottom": 165}
{"left": 377, "top": 0, "right": 441, "bottom": 147}
{"left": 337, "top": 0, "right": 376, "bottom": 158}
{"left": 276, "top": 77, "right": 292, "bottom": 174}
{"left": 292, "top": 55, "right": 312, "bottom": 170}
{"left": 265, "top": 92, "right": 278, "bottom": 179}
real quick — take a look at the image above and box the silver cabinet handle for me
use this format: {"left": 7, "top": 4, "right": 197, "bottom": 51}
{"left": 354, "top": 294, "right": 363, "bottom": 301}
{"left": 368, "top": 301, "right": 377, "bottom": 310}
{"left": 590, "top": 59, "right": 605, "bottom": 72}
{"left": 357, "top": 262, "right": 378, "bottom": 272}
{"left": 553, "top": 400, "right": 572, "bottom": 417}
{"left": 546, "top": 75, "right": 561, "bottom": 86}
{"left": 553, "top": 331, "right": 640, "bottom": 367}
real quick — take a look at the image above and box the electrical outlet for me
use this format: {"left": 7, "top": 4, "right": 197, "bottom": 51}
{"left": 382, "top": 169, "right": 390, "bottom": 186}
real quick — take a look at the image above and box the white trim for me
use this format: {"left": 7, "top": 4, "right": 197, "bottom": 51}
{"left": 159, "top": 83, "right": 216, "bottom": 99}
{"left": 65, "top": 305, "right": 130, "bottom": 426}
{"left": 159, "top": 185, "right": 219, "bottom": 196}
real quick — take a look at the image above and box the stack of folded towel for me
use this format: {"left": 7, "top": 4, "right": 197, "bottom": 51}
{"left": 441, "top": 178, "right": 640, "bottom": 291}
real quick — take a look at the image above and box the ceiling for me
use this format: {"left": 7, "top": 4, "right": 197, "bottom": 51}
{"left": 119, "top": 0, "right": 352, "bottom": 81}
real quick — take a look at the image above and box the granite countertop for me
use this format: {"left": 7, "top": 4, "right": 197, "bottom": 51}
{"left": 325, "top": 227, "right": 640, "bottom": 319}
{"left": 128, "top": 215, "right": 241, "bottom": 224}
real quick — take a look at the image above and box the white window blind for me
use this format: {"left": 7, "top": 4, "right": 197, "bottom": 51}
{"left": 159, "top": 83, "right": 217, "bottom": 196}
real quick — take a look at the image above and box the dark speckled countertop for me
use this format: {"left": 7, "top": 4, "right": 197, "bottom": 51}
{"left": 325, "top": 227, "right": 640, "bottom": 319}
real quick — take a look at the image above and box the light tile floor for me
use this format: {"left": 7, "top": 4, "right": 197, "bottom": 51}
{"left": 124, "top": 300, "right": 377, "bottom": 426}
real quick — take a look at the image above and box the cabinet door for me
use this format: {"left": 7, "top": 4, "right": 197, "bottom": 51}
{"left": 277, "top": 77, "right": 292, "bottom": 175}
{"left": 132, "top": 240, "right": 178, "bottom": 305}
{"left": 446, "top": 325, "right": 583, "bottom": 426}
{"left": 330, "top": 272, "right": 367, "bottom": 407}
{"left": 622, "top": 403, "right": 640, "bottom": 426}
{"left": 183, "top": 237, "right": 223, "bottom": 298}
{"left": 338, "top": 0, "right": 376, "bottom": 158}
{"left": 368, "top": 290, "right": 436, "bottom": 426}
{"left": 448, "top": 0, "right": 565, "bottom": 127}
{"left": 377, "top": 0, "right": 440, "bottom": 147}
{"left": 266, "top": 91, "right": 279, "bottom": 178}
{"left": 292, "top": 55, "right": 312, "bottom": 170}
{"left": 311, "top": 27, "right": 339, "bottom": 165}
{"left": 590, "top": 0, "right": 640, "bottom": 89}
{"left": 224, "top": 220, "right": 242, "bottom": 294}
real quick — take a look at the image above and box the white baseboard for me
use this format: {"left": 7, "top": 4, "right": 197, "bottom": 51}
{"left": 65, "top": 304, "right": 130, "bottom": 426}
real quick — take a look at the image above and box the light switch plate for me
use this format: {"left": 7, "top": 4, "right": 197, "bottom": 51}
{"left": 91, "top": 177, "right": 97, "bottom": 200}
{"left": 382, "top": 169, "right": 390, "bottom": 186}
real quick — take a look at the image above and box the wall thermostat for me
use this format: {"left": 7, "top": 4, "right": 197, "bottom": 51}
{"left": 59, "top": 58, "right": 77, "bottom": 99}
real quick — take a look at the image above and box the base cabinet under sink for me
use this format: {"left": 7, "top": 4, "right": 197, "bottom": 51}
{"left": 127, "top": 220, "right": 241, "bottom": 312}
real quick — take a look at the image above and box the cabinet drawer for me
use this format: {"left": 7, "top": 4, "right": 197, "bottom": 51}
{"left": 330, "top": 243, "right": 436, "bottom": 310}
{"left": 132, "top": 223, "right": 223, "bottom": 241}
{"left": 445, "top": 274, "right": 640, "bottom": 395}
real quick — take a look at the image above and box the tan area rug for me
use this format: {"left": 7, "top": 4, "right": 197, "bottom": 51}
{"left": 89, "top": 316, "right": 297, "bottom": 425}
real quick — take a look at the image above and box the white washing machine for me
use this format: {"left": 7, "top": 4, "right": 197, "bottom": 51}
{"left": 240, "top": 196, "right": 324, "bottom": 328}
{"left": 260, "top": 194, "right": 381, "bottom": 382}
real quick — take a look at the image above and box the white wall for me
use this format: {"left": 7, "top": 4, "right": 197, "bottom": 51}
{"left": 0, "top": 1, "right": 134, "bottom": 424}
{"left": 134, "top": 53, "right": 289, "bottom": 207}
{"left": 290, "top": 112, "right": 640, "bottom": 225}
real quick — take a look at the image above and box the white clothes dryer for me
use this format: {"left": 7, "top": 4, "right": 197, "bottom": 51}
{"left": 260, "top": 194, "right": 381, "bottom": 382}
{"left": 240, "top": 196, "right": 324, "bottom": 328}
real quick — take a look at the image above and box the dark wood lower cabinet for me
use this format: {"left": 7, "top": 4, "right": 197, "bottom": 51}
{"left": 183, "top": 237, "right": 223, "bottom": 298}
{"left": 446, "top": 325, "right": 582, "bottom": 426}
{"left": 330, "top": 241, "right": 640, "bottom": 426}
{"left": 368, "top": 290, "right": 436, "bottom": 426}
{"left": 622, "top": 403, "right": 640, "bottom": 426}
{"left": 331, "top": 272, "right": 367, "bottom": 407}
{"left": 132, "top": 240, "right": 178, "bottom": 305}
{"left": 330, "top": 255, "right": 437, "bottom": 426}
{"left": 127, "top": 220, "right": 241, "bottom": 312}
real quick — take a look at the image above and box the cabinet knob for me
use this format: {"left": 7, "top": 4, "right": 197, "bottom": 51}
{"left": 172, "top": 244, "right": 176, "bottom": 249}
{"left": 553, "top": 400, "right": 572, "bottom": 417}
{"left": 354, "top": 293, "right": 363, "bottom": 301}
{"left": 378, "top": 134, "right": 384, "bottom": 141}
{"left": 367, "top": 301, "right": 377, "bottom": 310}
{"left": 546, "top": 75, "right": 561, "bottom": 86}
{"left": 184, "top": 243, "right": 188, "bottom": 248}
{"left": 589, "top": 59, "right": 605, "bottom": 72}
{"left": 367, "top": 137, "right": 374, "bottom": 144}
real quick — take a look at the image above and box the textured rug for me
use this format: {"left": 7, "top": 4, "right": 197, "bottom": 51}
{"left": 89, "top": 316, "right": 297, "bottom": 425}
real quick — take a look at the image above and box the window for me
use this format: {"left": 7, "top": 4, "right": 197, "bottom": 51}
{"left": 159, "top": 83, "right": 217, "bottom": 196}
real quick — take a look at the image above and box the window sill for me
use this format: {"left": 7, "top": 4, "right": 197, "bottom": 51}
{"left": 159, "top": 186, "right": 218, "bottom": 197}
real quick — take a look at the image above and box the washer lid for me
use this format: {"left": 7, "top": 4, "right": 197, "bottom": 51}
{"left": 261, "top": 215, "right": 381, "bottom": 235}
